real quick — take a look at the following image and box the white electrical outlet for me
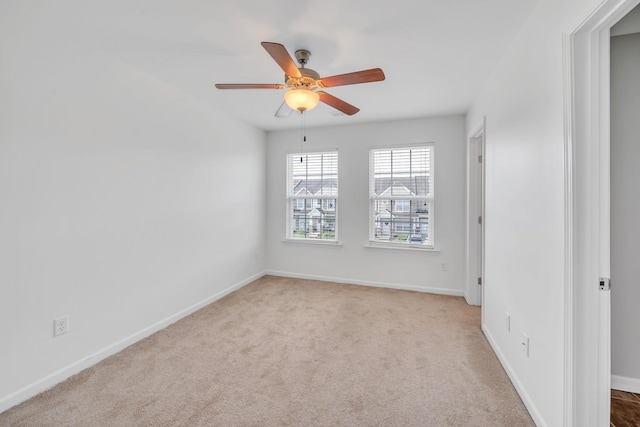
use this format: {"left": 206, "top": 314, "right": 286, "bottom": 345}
{"left": 54, "top": 316, "right": 69, "bottom": 337}
{"left": 521, "top": 333, "right": 529, "bottom": 357}
{"left": 506, "top": 312, "right": 511, "bottom": 331}
{"left": 441, "top": 262, "right": 447, "bottom": 271}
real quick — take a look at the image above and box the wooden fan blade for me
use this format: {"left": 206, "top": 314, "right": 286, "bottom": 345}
{"left": 317, "top": 91, "right": 360, "bottom": 115}
{"left": 215, "top": 83, "right": 284, "bottom": 89}
{"left": 275, "top": 101, "right": 293, "bottom": 118}
{"left": 261, "top": 42, "right": 301, "bottom": 78}
{"left": 318, "top": 68, "right": 385, "bottom": 88}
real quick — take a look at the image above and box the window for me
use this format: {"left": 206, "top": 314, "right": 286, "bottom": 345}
{"left": 287, "top": 151, "right": 338, "bottom": 241}
{"left": 370, "top": 145, "right": 433, "bottom": 247}
{"left": 395, "top": 200, "right": 410, "bottom": 212}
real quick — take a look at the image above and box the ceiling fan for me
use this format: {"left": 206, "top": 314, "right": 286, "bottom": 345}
{"left": 215, "top": 42, "right": 385, "bottom": 117}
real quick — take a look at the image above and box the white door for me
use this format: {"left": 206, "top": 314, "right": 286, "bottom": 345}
{"left": 475, "top": 135, "right": 484, "bottom": 306}
{"left": 466, "top": 130, "right": 485, "bottom": 307}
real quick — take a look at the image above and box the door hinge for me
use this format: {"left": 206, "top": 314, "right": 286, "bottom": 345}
{"left": 599, "top": 277, "right": 611, "bottom": 291}
{"left": 478, "top": 216, "right": 482, "bottom": 225}
{"left": 478, "top": 155, "right": 483, "bottom": 163}
{"left": 477, "top": 277, "right": 482, "bottom": 285}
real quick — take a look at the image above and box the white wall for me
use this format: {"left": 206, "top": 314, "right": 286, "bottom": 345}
{"left": 610, "top": 32, "right": 640, "bottom": 390}
{"left": 266, "top": 116, "right": 466, "bottom": 295}
{"left": 466, "top": 0, "right": 602, "bottom": 425}
{"left": 0, "top": 2, "right": 266, "bottom": 411}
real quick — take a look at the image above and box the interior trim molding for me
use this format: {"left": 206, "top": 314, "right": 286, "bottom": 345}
{"left": 265, "top": 270, "right": 464, "bottom": 297}
{"left": 562, "top": 31, "right": 575, "bottom": 427}
{"left": 0, "top": 271, "right": 266, "bottom": 414}
{"left": 611, "top": 375, "right": 640, "bottom": 394}
{"left": 482, "top": 326, "right": 546, "bottom": 427}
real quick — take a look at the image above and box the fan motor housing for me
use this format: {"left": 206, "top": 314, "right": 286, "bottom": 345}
{"left": 285, "top": 67, "right": 320, "bottom": 89}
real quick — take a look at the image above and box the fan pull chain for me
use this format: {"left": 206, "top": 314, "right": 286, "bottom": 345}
{"left": 303, "top": 110, "right": 307, "bottom": 142}
{"left": 300, "top": 111, "right": 306, "bottom": 162}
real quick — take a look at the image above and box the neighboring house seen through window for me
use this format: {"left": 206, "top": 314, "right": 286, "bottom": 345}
{"left": 370, "top": 145, "right": 434, "bottom": 247}
{"left": 287, "top": 151, "right": 338, "bottom": 241}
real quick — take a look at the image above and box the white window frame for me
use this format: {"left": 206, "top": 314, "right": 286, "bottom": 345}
{"left": 369, "top": 144, "right": 434, "bottom": 248}
{"left": 286, "top": 150, "right": 338, "bottom": 242}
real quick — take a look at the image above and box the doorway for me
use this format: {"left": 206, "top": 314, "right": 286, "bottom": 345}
{"left": 466, "top": 125, "right": 485, "bottom": 308}
{"left": 569, "top": 0, "right": 640, "bottom": 424}
{"left": 609, "top": 6, "right": 640, "bottom": 423}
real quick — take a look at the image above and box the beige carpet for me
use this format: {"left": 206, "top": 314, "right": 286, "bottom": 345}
{"left": 0, "top": 276, "right": 534, "bottom": 426}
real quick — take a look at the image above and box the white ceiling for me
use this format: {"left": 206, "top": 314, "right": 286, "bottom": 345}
{"left": 88, "top": 0, "right": 540, "bottom": 131}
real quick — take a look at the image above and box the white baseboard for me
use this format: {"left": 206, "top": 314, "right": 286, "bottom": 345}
{"left": 265, "top": 270, "right": 465, "bottom": 297}
{"left": 482, "top": 325, "right": 546, "bottom": 427}
{"left": 612, "top": 374, "right": 640, "bottom": 394}
{"left": 0, "top": 271, "right": 265, "bottom": 414}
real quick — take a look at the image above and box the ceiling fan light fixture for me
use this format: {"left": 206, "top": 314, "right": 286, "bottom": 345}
{"left": 284, "top": 88, "right": 320, "bottom": 112}
{"left": 215, "top": 42, "right": 385, "bottom": 117}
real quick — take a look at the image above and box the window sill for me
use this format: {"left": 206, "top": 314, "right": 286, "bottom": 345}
{"left": 282, "top": 239, "right": 343, "bottom": 247}
{"left": 364, "top": 241, "right": 440, "bottom": 253}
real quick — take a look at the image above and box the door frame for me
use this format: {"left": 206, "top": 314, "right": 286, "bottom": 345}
{"left": 567, "top": 0, "right": 640, "bottom": 424}
{"left": 465, "top": 121, "right": 485, "bottom": 307}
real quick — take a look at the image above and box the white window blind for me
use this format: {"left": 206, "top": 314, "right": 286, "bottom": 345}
{"left": 369, "top": 145, "right": 434, "bottom": 247}
{"left": 286, "top": 151, "right": 338, "bottom": 241}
